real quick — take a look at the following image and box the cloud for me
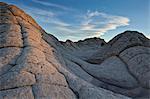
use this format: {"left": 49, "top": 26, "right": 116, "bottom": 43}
{"left": 79, "top": 10, "right": 130, "bottom": 37}
{"left": 21, "top": 5, "right": 55, "bottom": 20}
{"left": 21, "top": 5, "right": 130, "bottom": 41}
{"left": 50, "top": 19, "right": 70, "bottom": 27}
{"left": 44, "top": 10, "right": 130, "bottom": 41}
{"left": 31, "top": 0, "right": 73, "bottom": 11}
{"left": 21, "top": 5, "right": 70, "bottom": 27}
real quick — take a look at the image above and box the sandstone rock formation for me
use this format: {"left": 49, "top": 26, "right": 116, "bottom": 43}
{"left": 0, "top": 2, "right": 150, "bottom": 99}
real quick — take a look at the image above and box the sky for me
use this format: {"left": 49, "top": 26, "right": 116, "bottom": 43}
{"left": 0, "top": 0, "right": 149, "bottom": 41}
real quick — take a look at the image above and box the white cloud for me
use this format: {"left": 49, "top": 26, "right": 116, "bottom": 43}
{"left": 21, "top": 5, "right": 55, "bottom": 20}
{"left": 79, "top": 10, "right": 130, "bottom": 37}
{"left": 45, "top": 10, "right": 130, "bottom": 41}
{"left": 21, "top": 5, "right": 130, "bottom": 41}
{"left": 50, "top": 19, "right": 70, "bottom": 27}
{"left": 31, "top": 0, "right": 73, "bottom": 11}
{"left": 21, "top": 5, "right": 70, "bottom": 27}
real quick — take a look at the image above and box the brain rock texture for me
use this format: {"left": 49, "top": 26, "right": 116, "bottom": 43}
{"left": 0, "top": 2, "right": 150, "bottom": 99}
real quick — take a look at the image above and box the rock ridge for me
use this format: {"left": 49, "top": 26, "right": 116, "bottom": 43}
{"left": 0, "top": 2, "right": 150, "bottom": 99}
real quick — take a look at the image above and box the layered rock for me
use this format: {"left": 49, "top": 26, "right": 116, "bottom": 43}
{"left": 60, "top": 38, "right": 106, "bottom": 60}
{"left": 0, "top": 2, "right": 150, "bottom": 99}
{"left": 0, "top": 2, "right": 76, "bottom": 99}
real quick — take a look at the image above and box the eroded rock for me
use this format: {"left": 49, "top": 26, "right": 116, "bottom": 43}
{"left": 0, "top": 2, "right": 149, "bottom": 99}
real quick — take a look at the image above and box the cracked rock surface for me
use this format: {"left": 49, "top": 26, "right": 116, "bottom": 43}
{"left": 0, "top": 2, "right": 150, "bottom": 99}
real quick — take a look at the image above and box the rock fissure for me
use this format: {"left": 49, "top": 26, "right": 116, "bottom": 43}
{"left": 0, "top": 8, "right": 24, "bottom": 76}
{"left": 8, "top": 6, "right": 42, "bottom": 32}
{"left": 0, "top": 85, "right": 32, "bottom": 91}
{"left": 89, "top": 44, "right": 150, "bottom": 65}
{"left": 69, "top": 59, "right": 135, "bottom": 89}
{"left": 2, "top": 7, "right": 38, "bottom": 98}
{"left": 45, "top": 57, "right": 79, "bottom": 99}
{"left": 117, "top": 56, "right": 140, "bottom": 85}
{"left": 118, "top": 45, "right": 150, "bottom": 55}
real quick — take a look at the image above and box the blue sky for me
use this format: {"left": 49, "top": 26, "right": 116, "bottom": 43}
{"left": 1, "top": 0, "right": 149, "bottom": 41}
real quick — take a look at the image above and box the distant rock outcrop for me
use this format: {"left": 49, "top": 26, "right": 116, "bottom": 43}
{"left": 0, "top": 2, "right": 150, "bottom": 99}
